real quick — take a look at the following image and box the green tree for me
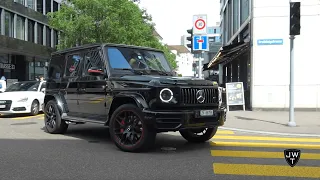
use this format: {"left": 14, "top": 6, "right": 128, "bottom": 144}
{"left": 47, "top": 0, "right": 177, "bottom": 69}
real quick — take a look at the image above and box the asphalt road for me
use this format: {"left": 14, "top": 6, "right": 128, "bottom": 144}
{"left": 0, "top": 114, "right": 319, "bottom": 180}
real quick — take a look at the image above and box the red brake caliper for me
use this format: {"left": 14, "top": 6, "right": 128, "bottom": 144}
{"left": 120, "top": 120, "right": 125, "bottom": 133}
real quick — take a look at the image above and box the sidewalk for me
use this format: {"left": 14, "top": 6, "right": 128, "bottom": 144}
{"left": 224, "top": 111, "right": 320, "bottom": 135}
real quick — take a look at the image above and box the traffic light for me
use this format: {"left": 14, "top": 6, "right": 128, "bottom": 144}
{"left": 289, "top": 2, "right": 300, "bottom": 35}
{"left": 186, "top": 28, "right": 193, "bottom": 52}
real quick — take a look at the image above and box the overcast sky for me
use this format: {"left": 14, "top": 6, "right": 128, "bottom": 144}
{"left": 139, "top": 0, "right": 221, "bottom": 45}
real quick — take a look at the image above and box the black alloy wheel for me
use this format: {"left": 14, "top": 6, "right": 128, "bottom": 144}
{"left": 179, "top": 127, "right": 218, "bottom": 143}
{"left": 30, "top": 100, "right": 39, "bottom": 115}
{"left": 44, "top": 100, "right": 68, "bottom": 134}
{"left": 109, "top": 104, "right": 156, "bottom": 152}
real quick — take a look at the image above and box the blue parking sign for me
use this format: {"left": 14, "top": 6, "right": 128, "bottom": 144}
{"left": 193, "top": 35, "right": 209, "bottom": 51}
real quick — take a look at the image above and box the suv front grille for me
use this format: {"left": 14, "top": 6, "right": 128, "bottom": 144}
{"left": 180, "top": 88, "right": 218, "bottom": 104}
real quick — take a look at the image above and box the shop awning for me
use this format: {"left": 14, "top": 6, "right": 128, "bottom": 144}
{"left": 204, "top": 41, "right": 250, "bottom": 70}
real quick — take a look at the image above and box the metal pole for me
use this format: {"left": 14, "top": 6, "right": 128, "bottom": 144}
{"left": 198, "top": 51, "right": 203, "bottom": 79}
{"left": 288, "top": 35, "right": 296, "bottom": 127}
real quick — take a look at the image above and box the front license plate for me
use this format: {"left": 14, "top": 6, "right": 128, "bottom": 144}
{"left": 200, "top": 110, "right": 214, "bottom": 116}
{"left": 0, "top": 105, "right": 5, "bottom": 108}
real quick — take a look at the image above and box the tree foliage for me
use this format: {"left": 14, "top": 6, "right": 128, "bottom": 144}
{"left": 47, "top": 0, "right": 177, "bottom": 69}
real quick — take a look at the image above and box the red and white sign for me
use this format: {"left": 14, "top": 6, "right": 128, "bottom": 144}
{"left": 193, "top": 14, "right": 207, "bottom": 35}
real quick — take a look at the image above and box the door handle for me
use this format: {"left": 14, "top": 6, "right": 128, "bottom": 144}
{"left": 78, "top": 88, "right": 86, "bottom": 93}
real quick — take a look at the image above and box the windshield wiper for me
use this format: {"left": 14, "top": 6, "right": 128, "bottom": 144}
{"left": 114, "top": 68, "right": 146, "bottom": 75}
{"left": 148, "top": 69, "right": 171, "bottom": 76}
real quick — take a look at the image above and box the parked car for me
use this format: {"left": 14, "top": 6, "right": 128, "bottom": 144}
{"left": 0, "top": 81, "right": 46, "bottom": 115}
{"left": 44, "top": 43, "right": 227, "bottom": 152}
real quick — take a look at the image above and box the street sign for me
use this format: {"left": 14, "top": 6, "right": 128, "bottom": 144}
{"left": 193, "top": 35, "right": 209, "bottom": 51}
{"left": 257, "top": 39, "right": 283, "bottom": 45}
{"left": 193, "top": 15, "right": 207, "bottom": 34}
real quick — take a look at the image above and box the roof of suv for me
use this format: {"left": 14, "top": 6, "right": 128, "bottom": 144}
{"left": 51, "top": 43, "right": 163, "bottom": 55}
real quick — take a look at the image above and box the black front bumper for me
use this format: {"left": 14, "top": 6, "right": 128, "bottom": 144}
{"left": 142, "top": 108, "right": 227, "bottom": 132}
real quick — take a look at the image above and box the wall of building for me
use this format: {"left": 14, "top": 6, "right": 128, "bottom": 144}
{"left": 171, "top": 50, "right": 194, "bottom": 77}
{"left": 0, "top": 0, "right": 61, "bottom": 81}
{"left": 251, "top": 0, "right": 320, "bottom": 109}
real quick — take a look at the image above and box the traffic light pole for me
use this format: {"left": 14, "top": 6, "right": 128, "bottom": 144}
{"left": 198, "top": 51, "right": 204, "bottom": 79}
{"left": 288, "top": 35, "right": 296, "bottom": 127}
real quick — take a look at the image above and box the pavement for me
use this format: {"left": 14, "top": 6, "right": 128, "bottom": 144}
{"left": 224, "top": 111, "right": 320, "bottom": 135}
{"left": 0, "top": 114, "right": 320, "bottom": 179}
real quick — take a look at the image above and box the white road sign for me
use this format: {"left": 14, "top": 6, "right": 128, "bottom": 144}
{"left": 193, "top": 14, "right": 207, "bottom": 35}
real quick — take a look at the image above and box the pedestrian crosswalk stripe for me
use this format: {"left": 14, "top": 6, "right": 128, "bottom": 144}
{"left": 216, "top": 130, "right": 234, "bottom": 135}
{"left": 210, "top": 141, "right": 320, "bottom": 149}
{"left": 211, "top": 150, "right": 320, "bottom": 160}
{"left": 213, "top": 163, "right": 320, "bottom": 178}
{"left": 213, "top": 135, "right": 320, "bottom": 143}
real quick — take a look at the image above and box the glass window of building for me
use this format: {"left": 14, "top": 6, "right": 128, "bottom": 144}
{"left": 53, "top": 1, "right": 59, "bottom": 12}
{"left": 53, "top": 30, "right": 58, "bottom": 47}
{"left": 0, "top": 9, "right": 1, "bottom": 33}
{"left": 46, "top": 26, "right": 51, "bottom": 47}
{"left": 37, "top": 23, "right": 43, "bottom": 45}
{"left": 28, "top": 20, "right": 35, "bottom": 42}
{"left": 15, "top": 0, "right": 25, "bottom": 5}
{"left": 27, "top": 0, "right": 35, "bottom": 10}
{"left": 208, "top": 27, "right": 214, "bottom": 34}
{"left": 233, "top": 0, "right": 240, "bottom": 34}
{"left": 5, "top": 12, "right": 14, "bottom": 37}
{"left": 16, "top": 15, "right": 25, "bottom": 40}
{"left": 227, "top": 2, "right": 232, "bottom": 40}
{"left": 240, "top": 0, "right": 250, "bottom": 24}
{"left": 37, "top": 0, "right": 43, "bottom": 13}
{"left": 45, "top": 0, "right": 52, "bottom": 14}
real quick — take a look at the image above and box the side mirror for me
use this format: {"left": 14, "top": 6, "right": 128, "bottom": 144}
{"left": 41, "top": 88, "right": 45, "bottom": 93}
{"left": 88, "top": 67, "right": 105, "bottom": 76}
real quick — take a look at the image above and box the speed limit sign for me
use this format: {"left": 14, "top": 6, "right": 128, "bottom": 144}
{"left": 193, "top": 15, "right": 207, "bottom": 35}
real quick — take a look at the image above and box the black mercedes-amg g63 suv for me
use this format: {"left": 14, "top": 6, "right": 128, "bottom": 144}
{"left": 44, "top": 43, "right": 226, "bottom": 152}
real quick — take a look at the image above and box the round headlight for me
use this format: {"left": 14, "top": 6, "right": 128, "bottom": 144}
{"left": 159, "top": 88, "right": 173, "bottom": 103}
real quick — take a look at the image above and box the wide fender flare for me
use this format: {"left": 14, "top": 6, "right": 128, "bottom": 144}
{"left": 111, "top": 93, "right": 149, "bottom": 109}
{"left": 44, "top": 93, "right": 68, "bottom": 114}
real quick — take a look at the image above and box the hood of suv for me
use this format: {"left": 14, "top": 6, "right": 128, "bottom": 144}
{"left": 114, "top": 75, "right": 216, "bottom": 86}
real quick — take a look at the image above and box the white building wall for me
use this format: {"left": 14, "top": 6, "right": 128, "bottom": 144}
{"left": 171, "top": 50, "right": 194, "bottom": 77}
{"left": 251, "top": 0, "right": 320, "bottom": 109}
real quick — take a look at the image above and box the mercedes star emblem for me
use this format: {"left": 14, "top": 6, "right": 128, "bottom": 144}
{"left": 196, "top": 90, "right": 205, "bottom": 103}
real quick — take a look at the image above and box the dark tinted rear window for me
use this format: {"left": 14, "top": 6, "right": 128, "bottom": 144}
{"left": 48, "top": 55, "right": 65, "bottom": 80}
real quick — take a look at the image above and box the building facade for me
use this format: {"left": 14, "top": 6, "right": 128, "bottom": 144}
{"left": 207, "top": 0, "right": 320, "bottom": 110}
{"left": 168, "top": 45, "right": 193, "bottom": 77}
{"left": 0, "top": 0, "right": 60, "bottom": 83}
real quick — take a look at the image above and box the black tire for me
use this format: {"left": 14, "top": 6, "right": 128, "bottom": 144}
{"left": 179, "top": 127, "right": 218, "bottom": 143}
{"left": 109, "top": 104, "right": 156, "bottom": 152}
{"left": 44, "top": 100, "right": 68, "bottom": 134}
{"left": 30, "top": 100, "right": 39, "bottom": 116}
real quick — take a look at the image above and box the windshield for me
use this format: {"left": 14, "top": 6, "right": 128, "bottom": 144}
{"left": 5, "top": 82, "right": 40, "bottom": 92}
{"left": 106, "top": 46, "right": 172, "bottom": 75}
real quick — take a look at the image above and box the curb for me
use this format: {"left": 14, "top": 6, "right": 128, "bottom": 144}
{"left": 219, "top": 127, "right": 320, "bottom": 137}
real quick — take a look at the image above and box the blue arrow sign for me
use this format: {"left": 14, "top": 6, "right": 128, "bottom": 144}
{"left": 193, "top": 35, "right": 209, "bottom": 51}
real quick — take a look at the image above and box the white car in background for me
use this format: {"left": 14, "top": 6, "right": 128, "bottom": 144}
{"left": 0, "top": 81, "right": 46, "bottom": 115}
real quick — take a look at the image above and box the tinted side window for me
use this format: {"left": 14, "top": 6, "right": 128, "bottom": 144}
{"left": 107, "top": 47, "right": 131, "bottom": 69}
{"left": 48, "top": 55, "right": 64, "bottom": 80}
{"left": 40, "top": 82, "right": 46, "bottom": 89}
{"left": 83, "top": 49, "right": 105, "bottom": 75}
{"left": 65, "top": 54, "right": 82, "bottom": 77}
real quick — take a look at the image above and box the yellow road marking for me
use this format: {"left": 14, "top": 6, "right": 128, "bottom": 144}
{"left": 216, "top": 130, "right": 234, "bottom": 135}
{"left": 210, "top": 141, "right": 320, "bottom": 149}
{"left": 12, "top": 114, "right": 44, "bottom": 120}
{"left": 213, "top": 163, "right": 320, "bottom": 178}
{"left": 211, "top": 150, "right": 320, "bottom": 160}
{"left": 89, "top": 100, "right": 102, "bottom": 104}
{"left": 213, "top": 135, "right": 320, "bottom": 143}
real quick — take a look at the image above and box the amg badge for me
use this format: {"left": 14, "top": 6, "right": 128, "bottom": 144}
{"left": 284, "top": 149, "right": 301, "bottom": 167}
